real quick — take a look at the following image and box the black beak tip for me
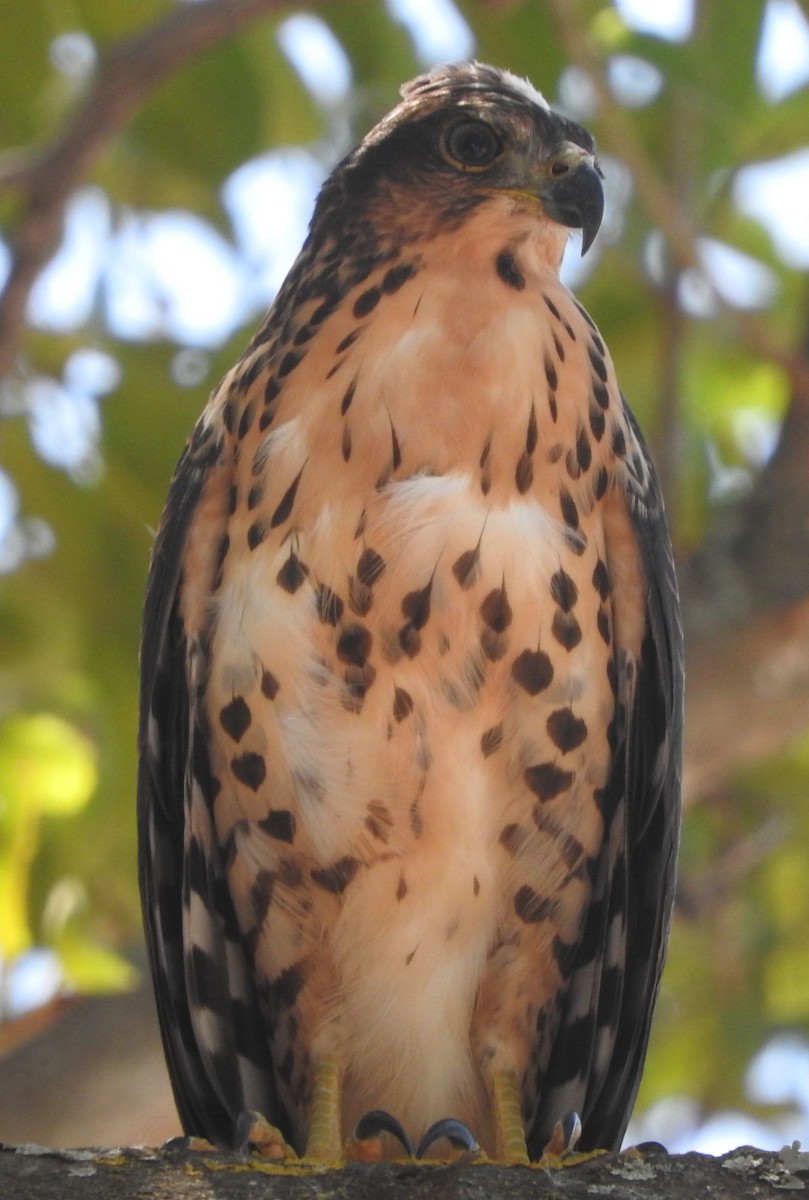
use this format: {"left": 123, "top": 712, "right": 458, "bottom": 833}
{"left": 540, "top": 160, "right": 605, "bottom": 257}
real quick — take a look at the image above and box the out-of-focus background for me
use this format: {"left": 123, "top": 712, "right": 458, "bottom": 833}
{"left": 1, "top": 0, "right": 809, "bottom": 1155}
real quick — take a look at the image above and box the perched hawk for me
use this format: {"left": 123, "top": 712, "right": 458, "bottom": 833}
{"left": 138, "top": 62, "right": 682, "bottom": 1163}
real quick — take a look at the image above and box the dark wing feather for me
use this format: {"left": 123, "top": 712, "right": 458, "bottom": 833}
{"left": 137, "top": 429, "right": 282, "bottom": 1147}
{"left": 529, "top": 412, "right": 683, "bottom": 1156}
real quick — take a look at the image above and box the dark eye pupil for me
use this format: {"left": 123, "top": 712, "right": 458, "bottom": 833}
{"left": 448, "top": 121, "right": 499, "bottom": 166}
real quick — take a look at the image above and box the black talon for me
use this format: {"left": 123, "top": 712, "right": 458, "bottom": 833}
{"left": 355, "top": 1110, "right": 413, "bottom": 1156}
{"left": 634, "top": 1140, "right": 669, "bottom": 1157}
{"left": 416, "top": 1117, "right": 479, "bottom": 1158}
{"left": 560, "top": 1110, "right": 582, "bottom": 1152}
{"left": 235, "top": 1109, "right": 262, "bottom": 1154}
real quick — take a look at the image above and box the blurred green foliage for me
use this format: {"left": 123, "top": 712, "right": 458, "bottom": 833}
{"left": 1, "top": 0, "right": 808, "bottom": 1131}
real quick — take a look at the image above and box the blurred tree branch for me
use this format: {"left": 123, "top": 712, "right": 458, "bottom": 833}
{"left": 0, "top": 0, "right": 305, "bottom": 381}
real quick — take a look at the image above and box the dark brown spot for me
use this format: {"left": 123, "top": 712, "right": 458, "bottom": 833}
{"left": 496, "top": 249, "right": 525, "bottom": 290}
{"left": 575, "top": 299, "right": 597, "bottom": 331}
{"left": 277, "top": 550, "right": 309, "bottom": 594}
{"left": 406, "top": 948, "right": 417, "bottom": 965}
{"left": 550, "top": 569, "right": 578, "bottom": 612}
{"left": 259, "top": 408, "right": 274, "bottom": 432}
{"left": 294, "top": 324, "right": 314, "bottom": 346}
{"left": 473, "top": 875, "right": 481, "bottom": 896}
{"left": 247, "top": 483, "right": 263, "bottom": 511}
{"left": 559, "top": 488, "right": 579, "bottom": 529}
{"left": 342, "top": 425, "right": 352, "bottom": 461}
{"left": 552, "top": 610, "right": 582, "bottom": 650}
{"left": 343, "top": 662, "right": 377, "bottom": 710}
{"left": 480, "top": 436, "right": 491, "bottom": 470}
{"left": 228, "top": 484, "right": 238, "bottom": 514}
{"left": 215, "top": 533, "right": 230, "bottom": 570}
{"left": 316, "top": 584, "right": 344, "bottom": 626}
{"left": 481, "top": 724, "right": 503, "bottom": 756}
{"left": 512, "top": 648, "right": 553, "bottom": 694}
{"left": 238, "top": 401, "right": 255, "bottom": 440}
{"left": 553, "top": 331, "right": 565, "bottom": 361}
{"left": 220, "top": 696, "right": 251, "bottom": 742}
{"left": 593, "top": 381, "right": 610, "bottom": 410}
{"left": 265, "top": 376, "right": 280, "bottom": 404}
{"left": 336, "top": 328, "right": 362, "bottom": 354}
{"left": 337, "top": 624, "right": 372, "bottom": 665}
{"left": 453, "top": 546, "right": 480, "bottom": 589}
{"left": 565, "top": 449, "right": 581, "bottom": 481}
{"left": 396, "top": 874, "right": 408, "bottom": 901}
{"left": 401, "top": 578, "right": 432, "bottom": 630}
{"left": 250, "top": 869, "right": 275, "bottom": 924}
{"left": 382, "top": 262, "right": 415, "bottom": 293}
{"left": 278, "top": 350, "right": 301, "bottom": 379}
{"left": 270, "top": 465, "right": 304, "bottom": 528}
{"left": 549, "top": 394, "right": 558, "bottom": 422}
{"left": 410, "top": 794, "right": 424, "bottom": 837}
{"left": 390, "top": 420, "right": 402, "bottom": 471}
{"left": 544, "top": 354, "right": 558, "bottom": 391}
{"left": 258, "top": 809, "right": 296, "bottom": 843}
{"left": 524, "top": 761, "right": 574, "bottom": 801}
{"left": 547, "top": 708, "right": 588, "bottom": 753}
{"left": 514, "top": 884, "right": 559, "bottom": 923}
{"left": 515, "top": 451, "right": 533, "bottom": 493}
{"left": 341, "top": 377, "right": 357, "bottom": 415}
{"left": 353, "top": 287, "right": 381, "bottom": 318}
{"left": 576, "top": 427, "right": 591, "bottom": 472}
{"left": 594, "top": 465, "right": 609, "bottom": 499}
{"left": 311, "top": 856, "right": 360, "bottom": 894}
{"left": 399, "top": 627, "right": 422, "bottom": 658}
{"left": 393, "top": 686, "right": 414, "bottom": 722}
{"left": 543, "top": 295, "right": 561, "bottom": 321}
{"left": 589, "top": 404, "right": 606, "bottom": 442}
{"left": 533, "top": 808, "right": 585, "bottom": 871}
{"left": 261, "top": 669, "right": 279, "bottom": 700}
{"left": 223, "top": 397, "right": 237, "bottom": 434}
{"left": 589, "top": 343, "right": 608, "bottom": 382}
{"left": 365, "top": 800, "right": 393, "bottom": 842}
{"left": 270, "top": 963, "right": 305, "bottom": 1012}
{"left": 592, "top": 559, "right": 610, "bottom": 600}
{"left": 597, "top": 608, "right": 611, "bottom": 645}
{"left": 612, "top": 426, "right": 627, "bottom": 458}
{"left": 348, "top": 576, "right": 372, "bottom": 616}
{"left": 232, "top": 751, "right": 267, "bottom": 791}
{"left": 480, "top": 585, "right": 512, "bottom": 632}
{"left": 357, "top": 547, "right": 385, "bottom": 586}
{"left": 526, "top": 404, "right": 538, "bottom": 455}
{"left": 247, "top": 520, "right": 266, "bottom": 551}
{"left": 500, "top": 823, "right": 527, "bottom": 857}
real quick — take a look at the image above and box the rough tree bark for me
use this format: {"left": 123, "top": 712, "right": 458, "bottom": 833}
{"left": 3, "top": 1141, "right": 809, "bottom": 1199}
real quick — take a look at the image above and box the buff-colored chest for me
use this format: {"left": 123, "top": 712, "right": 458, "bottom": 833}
{"left": 182, "top": 217, "right": 646, "bottom": 1152}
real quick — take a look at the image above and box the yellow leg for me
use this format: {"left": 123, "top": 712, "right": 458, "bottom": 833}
{"left": 304, "top": 1056, "right": 343, "bottom": 1163}
{"left": 492, "top": 1069, "right": 530, "bottom": 1165}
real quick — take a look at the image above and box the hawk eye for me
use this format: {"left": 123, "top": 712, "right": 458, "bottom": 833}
{"left": 444, "top": 119, "right": 502, "bottom": 170}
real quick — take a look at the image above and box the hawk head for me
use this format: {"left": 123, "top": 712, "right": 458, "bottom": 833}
{"left": 314, "top": 62, "right": 604, "bottom": 257}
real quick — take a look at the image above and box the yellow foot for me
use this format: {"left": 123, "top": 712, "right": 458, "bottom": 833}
{"left": 492, "top": 1069, "right": 530, "bottom": 1165}
{"left": 236, "top": 1110, "right": 297, "bottom": 1161}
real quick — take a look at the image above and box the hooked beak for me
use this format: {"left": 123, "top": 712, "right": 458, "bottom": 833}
{"left": 538, "top": 143, "right": 605, "bottom": 255}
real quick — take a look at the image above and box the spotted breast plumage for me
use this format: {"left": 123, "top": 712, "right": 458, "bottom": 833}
{"left": 138, "top": 61, "right": 682, "bottom": 1163}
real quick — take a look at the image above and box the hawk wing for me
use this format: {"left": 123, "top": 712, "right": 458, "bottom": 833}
{"left": 530, "top": 407, "right": 683, "bottom": 1155}
{"left": 137, "top": 423, "right": 285, "bottom": 1147}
